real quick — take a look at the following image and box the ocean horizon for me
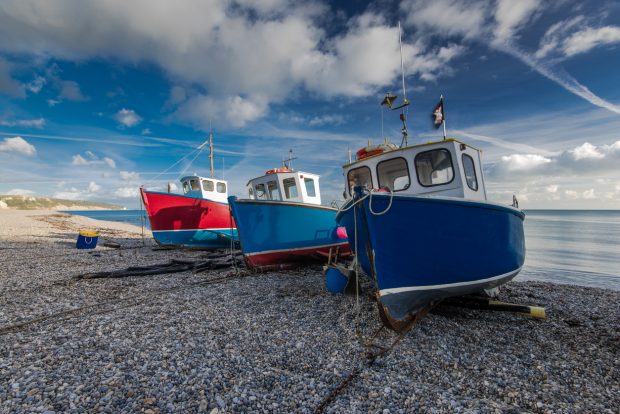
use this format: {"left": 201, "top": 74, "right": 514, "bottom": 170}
{"left": 64, "top": 208, "right": 620, "bottom": 292}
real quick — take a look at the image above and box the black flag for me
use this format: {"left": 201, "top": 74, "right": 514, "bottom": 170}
{"left": 432, "top": 97, "right": 444, "bottom": 129}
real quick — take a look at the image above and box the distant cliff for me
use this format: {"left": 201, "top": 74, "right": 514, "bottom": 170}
{"left": 0, "top": 195, "right": 123, "bottom": 210}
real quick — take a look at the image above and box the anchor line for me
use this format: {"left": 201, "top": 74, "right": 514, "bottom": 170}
{"left": 314, "top": 303, "right": 436, "bottom": 414}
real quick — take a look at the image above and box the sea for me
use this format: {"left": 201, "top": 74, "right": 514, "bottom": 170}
{"left": 64, "top": 209, "right": 620, "bottom": 291}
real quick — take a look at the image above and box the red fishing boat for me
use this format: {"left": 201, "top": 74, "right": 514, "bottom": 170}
{"left": 140, "top": 133, "right": 237, "bottom": 248}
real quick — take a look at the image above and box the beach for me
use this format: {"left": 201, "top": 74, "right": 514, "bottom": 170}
{"left": 0, "top": 211, "right": 618, "bottom": 413}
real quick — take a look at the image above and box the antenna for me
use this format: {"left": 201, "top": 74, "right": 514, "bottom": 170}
{"left": 283, "top": 149, "right": 297, "bottom": 170}
{"left": 398, "top": 21, "right": 407, "bottom": 105}
{"left": 209, "top": 128, "right": 214, "bottom": 178}
{"left": 379, "top": 22, "right": 410, "bottom": 148}
{"left": 398, "top": 21, "right": 409, "bottom": 147}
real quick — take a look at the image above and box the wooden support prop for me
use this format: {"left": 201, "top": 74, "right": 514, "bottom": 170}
{"left": 443, "top": 296, "right": 546, "bottom": 319}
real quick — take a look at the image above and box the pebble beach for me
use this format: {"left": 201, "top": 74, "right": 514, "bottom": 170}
{"left": 0, "top": 210, "right": 618, "bottom": 413}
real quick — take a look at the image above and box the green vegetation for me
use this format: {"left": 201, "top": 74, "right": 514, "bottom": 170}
{"left": 0, "top": 195, "right": 123, "bottom": 210}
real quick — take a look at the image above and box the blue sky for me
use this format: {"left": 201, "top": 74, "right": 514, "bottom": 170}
{"left": 0, "top": 0, "right": 619, "bottom": 208}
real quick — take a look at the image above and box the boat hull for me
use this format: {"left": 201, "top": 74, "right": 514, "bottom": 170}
{"left": 228, "top": 197, "right": 350, "bottom": 268}
{"left": 336, "top": 193, "right": 525, "bottom": 320}
{"left": 140, "top": 189, "right": 236, "bottom": 248}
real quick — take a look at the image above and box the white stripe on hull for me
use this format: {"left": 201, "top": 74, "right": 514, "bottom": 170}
{"left": 379, "top": 267, "right": 522, "bottom": 296}
{"left": 152, "top": 228, "right": 234, "bottom": 233}
{"left": 244, "top": 242, "right": 350, "bottom": 257}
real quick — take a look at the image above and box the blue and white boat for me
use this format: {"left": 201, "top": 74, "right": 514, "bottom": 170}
{"left": 337, "top": 114, "right": 525, "bottom": 328}
{"left": 229, "top": 164, "right": 350, "bottom": 269}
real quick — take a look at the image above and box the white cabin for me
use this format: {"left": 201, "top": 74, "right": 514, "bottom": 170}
{"left": 180, "top": 175, "right": 229, "bottom": 203}
{"left": 246, "top": 169, "right": 322, "bottom": 205}
{"left": 343, "top": 139, "right": 487, "bottom": 201}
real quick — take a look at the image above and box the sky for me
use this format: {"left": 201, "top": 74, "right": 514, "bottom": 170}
{"left": 0, "top": 0, "right": 619, "bottom": 209}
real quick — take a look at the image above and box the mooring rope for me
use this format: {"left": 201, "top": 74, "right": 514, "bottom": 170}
{"left": 368, "top": 188, "right": 394, "bottom": 215}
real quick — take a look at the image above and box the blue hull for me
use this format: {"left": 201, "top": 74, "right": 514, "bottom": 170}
{"left": 152, "top": 228, "right": 237, "bottom": 248}
{"left": 228, "top": 197, "right": 349, "bottom": 268}
{"left": 336, "top": 193, "right": 525, "bottom": 320}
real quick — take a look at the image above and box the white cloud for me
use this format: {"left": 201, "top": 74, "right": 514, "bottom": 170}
{"left": 0, "top": 118, "right": 46, "bottom": 128}
{"left": 0, "top": 136, "right": 37, "bottom": 156}
{"left": 114, "top": 108, "right": 142, "bottom": 128}
{"left": 563, "top": 26, "right": 620, "bottom": 57}
{"left": 545, "top": 184, "right": 558, "bottom": 193}
{"left": 582, "top": 188, "right": 595, "bottom": 199}
{"left": 491, "top": 140, "right": 620, "bottom": 178}
{"left": 0, "top": 57, "right": 24, "bottom": 97}
{"left": 71, "top": 152, "right": 116, "bottom": 168}
{"left": 53, "top": 188, "right": 82, "bottom": 200}
{"left": 175, "top": 94, "right": 269, "bottom": 129}
{"left": 114, "top": 186, "right": 138, "bottom": 198}
{"left": 87, "top": 181, "right": 101, "bottom": 193}
{"left": 498, "top": 153, "right": 551, "bottom": 172}
{"left": 59, "top": 80, "right": 87, "bottom": 101}
{"left": 47, "top": 99, "right": 60, "bottom": 107}
{"left": 71, "top": 154, "right": 89, "bottom": 165}
{"left": 536, "top": 18, "right": 620, "bottom": 59}
{"left": 0, "top": 2, "right": 465, "bottom": 129}
{"left": 564, "top": 189, "right": 596, "bottom": 200}
{"left": 120, "top": 171, "right": 140, "bottom": 181}
{"left": 103, "top": 157, "right": 116, "bottom": 168}
{"left": 497, "top": 44, "right": 620, "bottom": 116}
{"left": 308, "top": 114, "right": 347, "bottom": 127}
{"left": 570, "top": 142, "right": 604, "bottom": 160}
{"left": 141, "top": 128, "right": 151, "bottom": 135}
{"left": 6, "top": 188, "right": 34, "bottom": 195}
{"left": 492, "top": 0, "right": 541, "bottom": 44}
{"left": 26, "top": 75, "right": 46, "bottom": 93}
{"left": 535, "top": 16, "right": 585, "bottom": 59}
{"left": 401, "top": 0, "right": 488, "bottom": 39}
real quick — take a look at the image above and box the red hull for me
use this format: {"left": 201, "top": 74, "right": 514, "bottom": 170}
{"left": 140, "top": 189, "right": 235, "bottom": 231}
{"left": 245, "top": 242, "right": 351, "bottom": 269}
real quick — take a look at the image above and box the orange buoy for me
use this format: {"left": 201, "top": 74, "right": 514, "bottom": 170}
{"left": 265, "top": 167, "right": 291, "bottom": 175}
{"left": 355, "top": 143, "right": 397, "bottom": 160}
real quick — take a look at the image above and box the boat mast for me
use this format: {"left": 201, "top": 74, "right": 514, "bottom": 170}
{"left": 209, "top": 129, "right": 214, "bottom": 179}
{"left": 397, "top": 21, "right": 409, "bottom": 147}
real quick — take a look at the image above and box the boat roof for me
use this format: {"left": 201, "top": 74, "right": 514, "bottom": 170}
{"left": 245, "top": 170, "right": 319, "bottom": 187}
{"left": 343, "top": 138, "right": 481, "bottom": 168}
{"left": 180, "top": 175, "right": 226, "bottom": 183}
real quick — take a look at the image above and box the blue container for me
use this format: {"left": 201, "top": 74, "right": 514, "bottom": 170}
{"left": 326, "top": 266, "right": 350, "bottom": 294}
{"left": 76, "top": 230, "right": 100, "bottom": 249}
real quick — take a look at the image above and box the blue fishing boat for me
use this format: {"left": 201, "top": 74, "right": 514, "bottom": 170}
{"left": 336, "top": 96, "right": 525, "bottom": 329}
{"left": 229, "top": 157, "right": 350, "bottom": 269}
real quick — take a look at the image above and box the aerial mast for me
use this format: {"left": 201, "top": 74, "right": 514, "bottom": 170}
{"left": 209, "top": 128, "right": 214, "bottom": 178}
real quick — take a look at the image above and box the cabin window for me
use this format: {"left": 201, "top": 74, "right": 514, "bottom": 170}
{"left": 255, "top": 183, "right": 267, "bottom": 200}
{"left": 304, "top": 178, "right": 316, "bottom": 197}
{"left": 190, "top": 179, "right": 200, "bottom": 190}
{"left": 415, "top": 149, "right": 454, "bottom": 187}
{"left": 248, "top": 187, "right": 254, "bottom": 198}
{"left": 283, "top": 178, "right": 298, "bottom": 199}
{"left": 202, "top": 180, "right": 214, "bottom": 192}
{"left": 217, "top": 182, "right": 226, "bottom": 193}
{"left": 183, "top": 181, "right": 190, "bottom": 194}
{"left": 377, "top": 157, "right": 410, "bottom": 191}
{"left": 347, "top": 166, "right": 373, "bottom": 196}
{"left": 267, "top": 181, "right": 281, "bottom": 200}
{"left": 462, "top": 154, "right": 478, "bottom": 191}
